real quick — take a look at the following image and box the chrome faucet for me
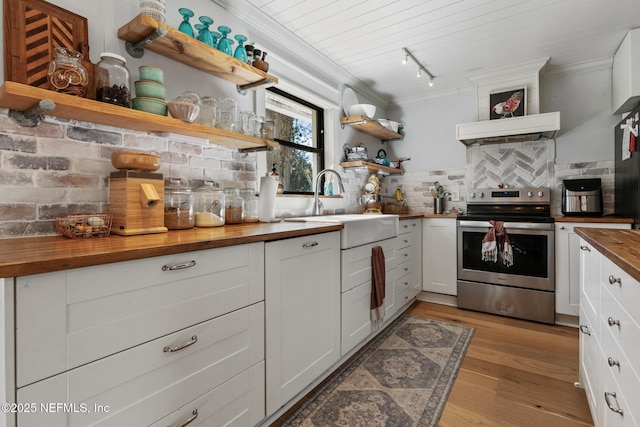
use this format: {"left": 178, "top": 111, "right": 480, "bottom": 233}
{"left": 312, "top": 169, "right": 346, "bottom": 216}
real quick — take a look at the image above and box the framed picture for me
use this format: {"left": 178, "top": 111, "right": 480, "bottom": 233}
{"left": 489, "top": 88, "right": 526, "bottom": 120}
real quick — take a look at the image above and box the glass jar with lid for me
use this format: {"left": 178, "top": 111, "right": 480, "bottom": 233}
{"left": 164, "top": 178, "right": 194, "bottom": 229}
{"left": 240, "top": 188, "right": 259, "bottom": 223}
{"left": 223, "top": 188, "right": 244, "bottom": 224}
{"left": 194, "top": 181, "right": 225, "bottom": 227}
{"left": 96, "top": 52, "right": 131, "bottom": 107}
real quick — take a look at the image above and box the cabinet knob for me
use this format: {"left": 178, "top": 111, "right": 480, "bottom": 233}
{"left": 607, "top": 317, "right": 621, "bottom": 328}
{"left": 608, "top": 275, "right": 621, "bottom": 286}
{"left": 607, "top": 357, "right": 620, "bottom": 368}
{"left": 560, "top": 226, "right": 565, "bottom": 230}
{"left": 579, "top": 324, "right": 591, "bottom": 336}
{"left": 579, "top": 245, "right": 591, "bottom": 252}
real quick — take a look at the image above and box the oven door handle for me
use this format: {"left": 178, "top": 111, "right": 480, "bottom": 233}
{"left": 457, "top": 220, "right": 554, "bottom": 231}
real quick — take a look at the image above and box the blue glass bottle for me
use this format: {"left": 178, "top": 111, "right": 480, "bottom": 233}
{"left": 177, "top": 8, "right": 194, "bottom": 38}
{"left": 216, "top": 26, "right": 233, "bottom": 55}
{"left": 234, "top": 34, "right": 248, "bottom": 62}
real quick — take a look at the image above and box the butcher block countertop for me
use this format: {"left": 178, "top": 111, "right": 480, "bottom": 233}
{"left": 554, "top": 215, "right": 634, "bottom": 224}
{"left": 0, "top": 222, "right": 343, "bottom": 278}
{"left": 575, "top": 228, "right": 640, "bottom": 282}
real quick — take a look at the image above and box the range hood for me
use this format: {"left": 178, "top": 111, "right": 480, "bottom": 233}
{"left": 456, "top": 111, "right": 560, "bottom": 146}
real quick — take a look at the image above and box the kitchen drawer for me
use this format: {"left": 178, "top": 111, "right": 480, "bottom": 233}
{"left": 580, "top": 288, "right": 599, "bottom": 340}
{"left": 396, "top": 230, "right": 415, "bottom": 249}
{"left": 18, "top": 302, "right": 265, "bottom": 427}
{"left": 151, "top": 362, "right": 265, "bottom": 427}
{"left": 396, "top": 285, "right": 414, "bottom": 308}
{"left": 395, "top": 268, "right": 412, "bottom": 298}
{"left": 341, "top": 237, "right": 396, "bottom": 293}
{"left": 600, "top": 286, "right": 640, "bottom": 373}
{"left": 399, "top": 219, "right": 420, "bottom": 235}
{"left": 600, "top": 311, "right": 640, "bottom": 409}
{"left": 600, "top": 256, "right": 640, "bottom": 324}
{"left": 579, "top": 305, "right": 600, "bottom": 419}
{"left": 16, "top": 242, "right": 265, "bottom": 388}
{"left": 397, "top": 245, "right": 412, "bottom": 264}
{"left": 600, "top": 363, "right": 638, "bottom": 427}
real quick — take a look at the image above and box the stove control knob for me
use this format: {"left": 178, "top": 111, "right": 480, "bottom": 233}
{"left": 538, "top": 191, "right": 544, "bottom": 197}
{"left": 478, "top": 192, "right": 485, "bottom": 198}
{"left": 527, "top": 191, "right": 534, "bottom": 197}
{"left": 470, "top": 192, "right": 476, "bottom": 199}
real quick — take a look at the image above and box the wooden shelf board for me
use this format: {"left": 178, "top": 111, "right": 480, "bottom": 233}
{"left": 340, "top": 160, "right": 403, "bottom": 175}
{"left": 0, "top": 81, "right": 273, "bottom": 150}
{"left": 340, "top": 115, "right": 403, "bottom": 141}
{"left": 117, "top": 14, "right": 278, "bottom": 90}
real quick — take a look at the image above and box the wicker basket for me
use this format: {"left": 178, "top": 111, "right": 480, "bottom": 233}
{"left": 382, "top": 202, "right": 409, "bottom": 214}
{"left": 55, "top": 213, "right": 113, "bottom": 239}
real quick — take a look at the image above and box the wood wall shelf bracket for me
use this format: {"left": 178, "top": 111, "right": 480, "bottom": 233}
{"left": 9, "top": 99, "right": 56, "bottom": 127}
{"left": 125, "top": 27, "right": 168, "bottom": 58}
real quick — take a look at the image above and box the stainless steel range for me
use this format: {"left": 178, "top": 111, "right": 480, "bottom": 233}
{"left": 457, "top": 188, "right": 555, "bottom": 324}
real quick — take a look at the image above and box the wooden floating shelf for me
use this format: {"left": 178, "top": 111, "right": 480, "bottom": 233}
{"left": 117, "top": 14, "right": 278, "bottom": 91}
{"left": 340, "top": 160, "right": 403, "bottom": 175}
{"left": 340, "top": 115, "right": 403, "bottom": 141}
{"left": 0, "top": 82, "right": 276, "bottom": 150}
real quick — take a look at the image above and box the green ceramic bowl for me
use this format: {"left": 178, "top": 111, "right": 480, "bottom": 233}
{"left": 138, "top": 66, "right": 164, "bottom": 83}
{"left": 134, "top": 80, "right": 166, "bottom": 100}
{"left": 131, "top": 97, "right": 168, "bottom": 116}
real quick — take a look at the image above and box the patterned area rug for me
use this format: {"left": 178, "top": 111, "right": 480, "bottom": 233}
{"left": 280, "top": 314, "right": 474, "bottom": 427}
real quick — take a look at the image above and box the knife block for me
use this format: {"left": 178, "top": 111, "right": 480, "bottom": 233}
{"left": 109, "top": 170, "right": 167, "bottom": 235}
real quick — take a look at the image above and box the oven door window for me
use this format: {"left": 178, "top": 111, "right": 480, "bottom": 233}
{"left": 460, "top": 230, "right": 549, "bottom": 278}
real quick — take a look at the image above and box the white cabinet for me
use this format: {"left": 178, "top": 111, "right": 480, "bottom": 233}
{"left": 612, "top": 28, "right": 640, "bottom": 114}
{"left": 578, "top": 239, "right": 640, "bottom": 426}
{"left": 14, "top": 243, "right": 266, "bottom": 427}
{"left": 340, "top": 237, "right": 397, "bottom": 356}
{"left": 555, "top": 222, "right": 630, "bottom": 317}
{"left": 265, "top": 231, "right": 341, "bottom": 416}
{"left": 422, "top": 217, "right": 457, "bottom": 295}
{"left": 398, "top": 218, "right": 422, "bottom": 300}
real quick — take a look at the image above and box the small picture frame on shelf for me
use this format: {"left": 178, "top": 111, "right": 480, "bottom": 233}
{"left": 489, "top": 88, "right": 526, "bottom": 120}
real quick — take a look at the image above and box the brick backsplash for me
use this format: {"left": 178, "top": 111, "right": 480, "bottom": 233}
{"left": 0, "top": 110, "right": 257, "bottom": 238}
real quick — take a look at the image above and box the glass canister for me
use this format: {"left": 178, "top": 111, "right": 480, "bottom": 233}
{"left": 240, "top": 188, "right": 259, "bottom": 223}
{"left": 164, "top": 178, "right": 194, "bottom": 229}
{"left": 47, "top": 47, "right": 89, "bottom": 97}
{"left": 223, "top": 188, "right": 244, "bottom": 224}
{"left": 194, "top": 181, "right": 225, "bottom": 227}
{"left": 96, "top": 52, "right": 131, "bottom": 107}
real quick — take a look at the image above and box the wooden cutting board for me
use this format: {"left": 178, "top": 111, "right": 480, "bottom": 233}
{"left": 3, "top": 0, "right": 94, "bottom": 95}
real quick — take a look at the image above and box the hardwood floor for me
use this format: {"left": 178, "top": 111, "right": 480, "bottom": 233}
{"left": 407, "top": 301, "right": 593, "bottom": 427}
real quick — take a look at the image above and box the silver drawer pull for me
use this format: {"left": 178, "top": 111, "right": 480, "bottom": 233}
{"left": 608, "top": 317, "right": 621, "bottom": 328}
{"left": 608, "top": 357, "right": 620, "bottom": 368}
{"left": 302, "top": 241, "right": 319, "bottom": 248}
{"left": 163, "top": 335, "right": 198, "bottom": 353}
{"left": 604, "top": 392, "right": 624, "bottom": 416}
{"left": 608, "top": 275, "right": 622, "bottom": 286}
{"left": 579, "top": 324, "right": 591, "bottom": 336}
{"left": 162, "top": 260, "right": 196, "bottom": 271}
{"left": 169, "top": 409, "right": 198, "bottom": 427}
{"left": 579, "top": 245, "right": 591, "bottom": 251}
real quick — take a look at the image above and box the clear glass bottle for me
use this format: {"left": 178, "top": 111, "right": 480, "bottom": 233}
{"left": 96, "top": 52, "right": 131, "bottom": 107}
{"left": 240, "top": 188, "right": 259, "bottom": 223}
{"left": 47, "top": 47, "right": 89, "bottom": 97}
{"left": 194, "top": 181, "right": 225, "bottom": 227}
{"left": 164, "top": 178, "right": 194, "bottom": 229}
{"left": 223, "top": 188, "right": 244, "bottom": 224}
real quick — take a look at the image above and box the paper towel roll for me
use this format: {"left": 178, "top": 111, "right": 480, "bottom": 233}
{"left": 259, "top": 176, "right": 278, "bottom": 222}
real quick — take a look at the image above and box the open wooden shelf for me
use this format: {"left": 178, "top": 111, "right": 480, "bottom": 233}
{"left": 0, "top": 81, "right": 276, "bottom": 150}
{"left": 340, "top": 160, "right": 403, "bottom": 175}
{"left": 340, "top": 115, "right": 403, "bottom": 141}
{"left": 117, "top": 14, "right": 278, "bottom": 91}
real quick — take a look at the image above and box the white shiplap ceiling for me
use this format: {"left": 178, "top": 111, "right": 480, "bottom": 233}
{"left": 217, "top": 0, "right": 640, "bottom": 108}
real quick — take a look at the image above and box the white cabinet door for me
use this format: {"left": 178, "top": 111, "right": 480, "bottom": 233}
{"left": 422, "top": 218, "right": 457, "bottom": 295}
{"left": 265, "top": 231, "right": 341, "bottom": 417}
{"left": 555, "top": 222, "right": 630, "bottom": 316}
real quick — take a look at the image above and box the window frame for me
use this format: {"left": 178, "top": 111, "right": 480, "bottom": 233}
{"left": 265, "top": 87, "right": 325, "bottom": 195}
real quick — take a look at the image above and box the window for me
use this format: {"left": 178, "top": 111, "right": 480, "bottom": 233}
{"left": 265, "top": 87, "right": 324, "bottom": 194}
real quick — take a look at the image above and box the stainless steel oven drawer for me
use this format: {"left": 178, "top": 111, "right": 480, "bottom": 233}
{"left": 457, "top": 280, "right": 555, "bottom": 324}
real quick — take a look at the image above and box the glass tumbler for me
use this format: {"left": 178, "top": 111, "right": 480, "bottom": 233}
{"left": 217, "top": 97, "right": 238, "bottom": 131}
{"left": 240, "top": 110, "right": 255, "bottom": 135}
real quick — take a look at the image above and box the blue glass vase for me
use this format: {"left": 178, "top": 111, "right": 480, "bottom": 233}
{"left": 178, "top": 8, "right": 194, "bottom": 38}
{"left": 210, "top": 31, "right": 221, "bottom": 49}
{"left": 234, "top": 34, "right": 248, "bottom": 62}
{"left": 216, "top": 26, "right": 233, "bottom": 56}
